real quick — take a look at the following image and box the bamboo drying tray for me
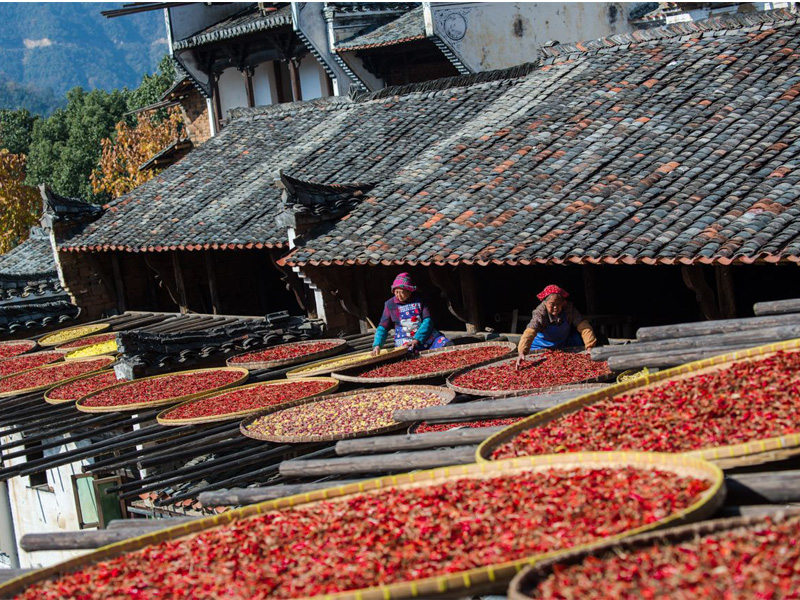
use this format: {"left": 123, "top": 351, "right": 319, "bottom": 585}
{"left": 240, "top": 384, "right": 456, "bottom": 443}
{"left": 55, "top": 332, "right": 116, "bottom": 353}
{"left": 0, "top": 339, "right": 37, "bottom": 358}
{"left": 75, "top": 367, "right": 249, "bottom": 413}
{"left": 43, "top": 369, "right": 118, "bottom": 405}
{"left": 226, "top": 338, "right": 347, "bottom": 370}
{"left": 332, "top": 341, "right": 517, "bottom": 384}
{"left": 156, "top": 377, "right": 340, "bottom": 426}
{"left": 0, "top": 356, "right": 116, "bottom": 399}
{"left": 446, "top": 350, "right": 613, "bottom": 397}
{"left": 508, "top": 508, "right": 800, "bottom": 599}
{"left": 0, "top": 452, "right": 724, "bottom": 600}
{"left": 477, "top": 338, "right": 800, "bottom": 468}
{"left": 285, "top": 347, "right": 406, "bottom": 378}
{"left": 38, "top": 323, "right": 110, "bottom": 347}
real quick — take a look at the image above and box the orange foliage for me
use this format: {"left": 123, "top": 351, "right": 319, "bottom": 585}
{"left": 0, "top": 150, "right": 41, "bottom": 254}
{"left": 91, "top": 107, "right": 184, "bottom": 199}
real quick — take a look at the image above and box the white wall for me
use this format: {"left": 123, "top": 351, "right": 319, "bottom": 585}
{"left": 253, "top": 62, "right": 276, "bottom": 106}
{"left": 298, "top": 54, "right": 327, "bottom": 101}
{"left": 218, "top": 67, "right": 249, "bottom": 119}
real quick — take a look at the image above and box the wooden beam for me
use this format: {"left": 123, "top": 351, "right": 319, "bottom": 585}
{"left": 393, "top": 388, "right": 603, "bottom": 423}
{"left": 636, "top": 313, "right": 800, "bottom": 342}
{"left": 243, "top": 66, "right": 255, "bottom": 108}
{"left": 753, "top": 298, "right": 800, "bottom": 316}
{"left": 335, "top": 426, "right": 506, "bottom": 455}
{"left": 171, "top": 252, "right": 188, "bottom": 314}
{"left": 198, "top": 480, "right": 366, "bottom": 506}
{"left": 21, "top": 528, "right": 167, "bottom": 551}
{"left": 716, "top": 504, "right": 796, "bottom": 518}
{"left": 287, "top": 58, "right": 302, "bottom": 102}
{"left": 110, "top": 253, "right": 126, "bottom": 313}
{"left": 272, "top": 60, "right": 286, "bottom": 103}
{"left": 681, "top": 265, "right": 720, "bottom": 320}
{"left": 279, "top": 447, "right": 477, "bottom": 477}
{"left": 725, "top": 470, "right": 800, "bottom": 504}
{"left": 715, "top": 265, "right": 737, "bottom": 319}
{"left": 204, "top": 252, "right": 220, "bottom": 315}
{"left": 459, "top": 265, "right": 480, "bottom": 334}
{"left": 211, "top": 72, "right": 223, "bottom": 128}
{"left": 106, "top": 517, "right": 197, "bottom": 530}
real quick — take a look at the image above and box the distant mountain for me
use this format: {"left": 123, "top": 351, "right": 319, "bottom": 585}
{"left": 0, "top": 3, "right": 167, "bottom": 114}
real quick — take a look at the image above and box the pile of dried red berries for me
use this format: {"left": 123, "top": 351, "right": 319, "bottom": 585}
{"left": 493, "top": 350, "right": 800, "bottom": 459}
{"left": 15, "top": 466, "right": 710, "bottom": 599}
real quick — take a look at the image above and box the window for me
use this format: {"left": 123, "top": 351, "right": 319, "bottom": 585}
{"left": 71, "top": 474, "right": 126, "bottom": 529}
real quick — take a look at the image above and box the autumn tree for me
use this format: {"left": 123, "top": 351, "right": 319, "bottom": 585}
{"left": 90, "top": 106, "right": 184, "bottom": 199}
{"left": 0, "top": 150, "right": 40, "bottom": 253}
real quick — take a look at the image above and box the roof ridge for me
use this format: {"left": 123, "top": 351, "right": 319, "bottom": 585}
{"left": 541, "top": 7, "right": 798, "bottom": 60}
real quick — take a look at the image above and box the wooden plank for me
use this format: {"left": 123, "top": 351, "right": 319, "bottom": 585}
{"left": 716, "top": 504, "right": 797, "bottom": 518}
{"left": 753, "top": 298, "right": 800, "bottom": 316}
{"left": 279, "top": 447, "right": 478, "bottom": 477}
{"left": 198, "top": 480, "right": 366, "bottom": 506}
{"left": 636, "top": 313, "right": 800, "bottom": 342}
{"left": 606, "top": 340, "right": 796, "bottom": 370}
{"left": 171, "top": 253, "right": 188, "bottom": 314}
{"left": 592, "top": 324, "right": 800, "bottom": 361}
{"left": 0, "top": 570, "right": 33, "bottom": 583}
{"left": 725, "top": 470, "right": 800, "bottom": 505}
{"left": 21, "top": 529, "right": 167, "bottom": 551}
{"left": 204, "top": 253, "right": 221, "bottom": 315}
{"left": 106, "top": 517, "right": 198, "bottom": 530}
{"left": 335, "top": 427, "right": 506, "bottom": 455}
{"left": 393, "top": 388, "right": 602, "bottom": 423}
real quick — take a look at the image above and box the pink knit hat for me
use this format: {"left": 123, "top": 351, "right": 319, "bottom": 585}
{"left": 391, "top": 272, "right": 416, "bottom": 292}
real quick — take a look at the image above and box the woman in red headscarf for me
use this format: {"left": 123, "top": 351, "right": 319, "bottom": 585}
{"left": 370, "top": 273, "right": 451, "bottom": 356}
{"left": 516, "top": 285, "right": 597, "bottom": 367}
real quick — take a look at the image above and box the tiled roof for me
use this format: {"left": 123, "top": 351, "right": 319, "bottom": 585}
{"left": 0, "top": 228, "right": 57, "bottom": 277}
{"left": 336, "top": 6, "right": 425, "bottom": 51}
{"left": 279, "top": 9, "right": 800, "bottom": 267}
{"left": 61, "top": 99, "right": 354, "bottom": 253}
{"left": 172, "top": 4, "right": 293, "bottom": 51}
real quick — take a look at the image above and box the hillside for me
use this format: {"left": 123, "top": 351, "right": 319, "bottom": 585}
{"left": 0, "top": 3, "right": 167, "bottom": 114}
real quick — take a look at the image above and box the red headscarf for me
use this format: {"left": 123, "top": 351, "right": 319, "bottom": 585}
{"left": 537, "top": 285, "right": 569, "bottom": 301}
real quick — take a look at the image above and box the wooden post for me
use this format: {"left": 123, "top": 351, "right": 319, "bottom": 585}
{"left": 287, "top": 58, "right": 302, "bottom": 102}
{"left": 715, "top": 265, "right": 737, "bottom": 319}
{"left": 272, "top": 60, "right": 286, "bottom": 103}
{"left": 582, "top": 266, "right": 598, "bottom": 314}
{"left": 243, "top": 66, "right": 255, "bottom": 108}
{"left": 211, "top": 73, "right": 223, "bottom": 127}
{"left": 323, "top": 71, "right": 334, "bottom": 97}
{"left": 459, "top": 265, "right": 480, "bottom": 333}
{"left": 681, "top": 266, "right": 720, "bottom": 320}
{"left": 110, "top": 253, "right": 126, "bottom": 313}
{"left": 142, "top": 256, "right": 159, "bottom": 311}
{"left": 204, "top": 253, "right": 220, "bottom": 315}
{"left": 171, "top": 253, "right": 188, "bottom": 314}
{"left": 355, "top": 266, "right": 370, "bottom": 334}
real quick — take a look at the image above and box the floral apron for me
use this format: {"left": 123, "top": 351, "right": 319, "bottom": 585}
{"left": 394, "top": 302, "right": 449, "bottom": 351}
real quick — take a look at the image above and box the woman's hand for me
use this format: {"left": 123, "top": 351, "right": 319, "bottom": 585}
{"left": 515, "top": 353, "right": 526, "bottom": 370}
{"left": 370, "top": 346, "right": 381, "bottom": 357}
{"left": 405, "top": 339, "right": 421, "bottom": 352}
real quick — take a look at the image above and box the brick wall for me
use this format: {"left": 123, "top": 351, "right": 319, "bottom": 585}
{"left": 57, "top": 251, "right": 117, "bottom": 320}
{"left": 180, "top": 89, "right": 211, "bottom": 145}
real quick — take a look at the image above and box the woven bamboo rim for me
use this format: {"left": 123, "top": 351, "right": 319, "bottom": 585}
{"left": 38, "top": 323, "right": 110, "bottom": 347}
{"left": 75, "top": 367, "right": 249, "bottom": 413}
{"left": 0, "top": 452, "right": 724, "bottom": 600}
{"left": 226, "top": 338, "right": 347, "bottom": 370}
{"left": 508, "top": 508, "right": 800, "bottom": 599}
{"left": 43, "top": 369, "right": 119, "bottom": 405}
{"left": 285, "top": 347, "right": 407, "bottom": 379}
{"left": 446, "top": 351, "right": 613, "bottom": 397}
{"left": 0, "top": 339, "right": 37, "bottom": 358}
{"left": 332, "top": 341, "right": 517, "bottom": 384}
{"left": 55, "top": 332, "right": 116, "bottom": 353}
{"left": 240, "top": 384, "right": 457, "bottom": 443}
{"left": 156, "top": 377, "right": 340, "bottom": 426}
{"left": 64, "top": 345, "right": 119, "bottom": 361}
{"left": 477, "top": 338, "right": 800, "bottom": 467}
{"left": 0, "top": 356, "right": 116, "bottom": 399}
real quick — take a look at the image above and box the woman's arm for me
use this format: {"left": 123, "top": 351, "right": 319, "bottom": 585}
{"left": 413, "top": 317, "right": 433, "bottom": 342}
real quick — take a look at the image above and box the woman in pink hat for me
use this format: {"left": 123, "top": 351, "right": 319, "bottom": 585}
{"left": 370, "top": 273, "right": 450, "bottom": 356}
{"left": 516, "top": 284, "right": 597, "bottom": 368}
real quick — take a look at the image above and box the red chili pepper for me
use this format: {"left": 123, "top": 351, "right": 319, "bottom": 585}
{"left": 228, "top": 341, "right": 341, "bottom": 365}
{"left": 0, "top": 358, "right": 111, "bottom": 394}
{"left": 46, "top": 371, "right": 127, "bottom": 402}
{"left": 415, "top": 417, "right": 524, "bottom": 433}
{"left": 56, "top": 333, "right": 116, "bottom": 350}
{"left": 0, "top": 351, "right": 62, "bottom": 377}
{"left": 0, "top": 341, "right": 36, "bottom": 360}
{"left": 14, "top": 467, "right": 710, "bottom": 599}
{"left": 355, "top": 346, "right": 510, "bottom": 379}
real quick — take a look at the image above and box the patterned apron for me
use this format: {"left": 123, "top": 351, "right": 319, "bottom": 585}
{"left": 394, "top": 302, "right": 449, "bottom": 351}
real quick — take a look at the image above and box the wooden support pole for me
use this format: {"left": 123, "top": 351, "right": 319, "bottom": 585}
{"left": 681, "top": 265, "right": 720, "bottom": 320}
{"left": 636, "top": 312, "right": 800, "bottom": 342}
{"left": 753, "top": 298, "right": 800, "bottom": 316}
{"left": 355, "top": 266, "right": 370, "bottom": 334}
{"left": 204, "top": 252, "right": 221, "bottom": 315}
{"left": 459, "top": 265, "right": 480, "bottom": 334}
{"left": 279, "top": 447, "right": 477, "bottom": 477}
{"left": 725, "top": 470, "right": 800, "bottom": 505}
{"left": 21, "top": 528, "right": 178, "bottom": 551}
{"left": 143, "top": 256, "right": 160, "bottom": 311}
{"left": 272, "top": 60, "right": 286, "bottom": 103}
{"left": 582, "top": 266, "right": 599, "bottom": 314}
{"left": 716, "top": 504, "right": 796, "bottom": 519}
{"left": 715, "top": 265, "right": 737, "bottom": 319}
{"left": 172, "top": 252, "right": 188, "bottom": 314}
{"left": 110, "top": 253, "right": 126, "bottom": 313}
{"left": 243, "top": 66, "right": 255, "bottom": 108}
{"left": 106, "top": 517, "right": 197, "bottom": 530}
{"left": 211, "top": 72, "right": 223, "bottom": 128}
{"left": 335, "top": 426, "right": 506, "bottom": 455}
{"left": 287, "top": 58, "right": 302, "bottom": 102}
{"left": 198, "top": 480, "right": 366, "bottom": 506}
{"left": 393, "top": 388, "right": 604, "bottom": 423}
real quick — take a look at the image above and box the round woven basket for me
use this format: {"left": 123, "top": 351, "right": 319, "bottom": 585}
{"left": 331, "top": 341, "right": 517, "bottom": 384}
{"left": 75, "top": 367, "right": 249, "bottom": 413}
{"left": 285, "top": 347, "right": 406, "bottom": 379}
{"left": 0, "top": 355, "right": 116, "bottom": 399}
{"left": 43, "top": 369, "right": 119, "bottom": 405}
{"left": 508, "top": 508, "right": 800, "bottom": 600}
{"left": 156, "top": 377, "right": 340, "bottom": 426}
{"left": 477, "top": 338, "right": 800, "bottom": 468}
{"left": 240, "top": 384, "right": 456, "bottom": 443}
{"left": 446, "top": 351, "right": 613, "bottom": 397}
{"left": 0, "top": 339, "right": 37, "bottom": 359}
{"left": 38, "top": 323, "right": 110, "bottom": 347}
{"left": 0, "top": 452, "right": 724, "bottom": 600}
{"left": 225, "top": 338, "right": 347, "bottom": 370}
{"left": 55, "top": 332, "right": 116, "bottom": 353}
